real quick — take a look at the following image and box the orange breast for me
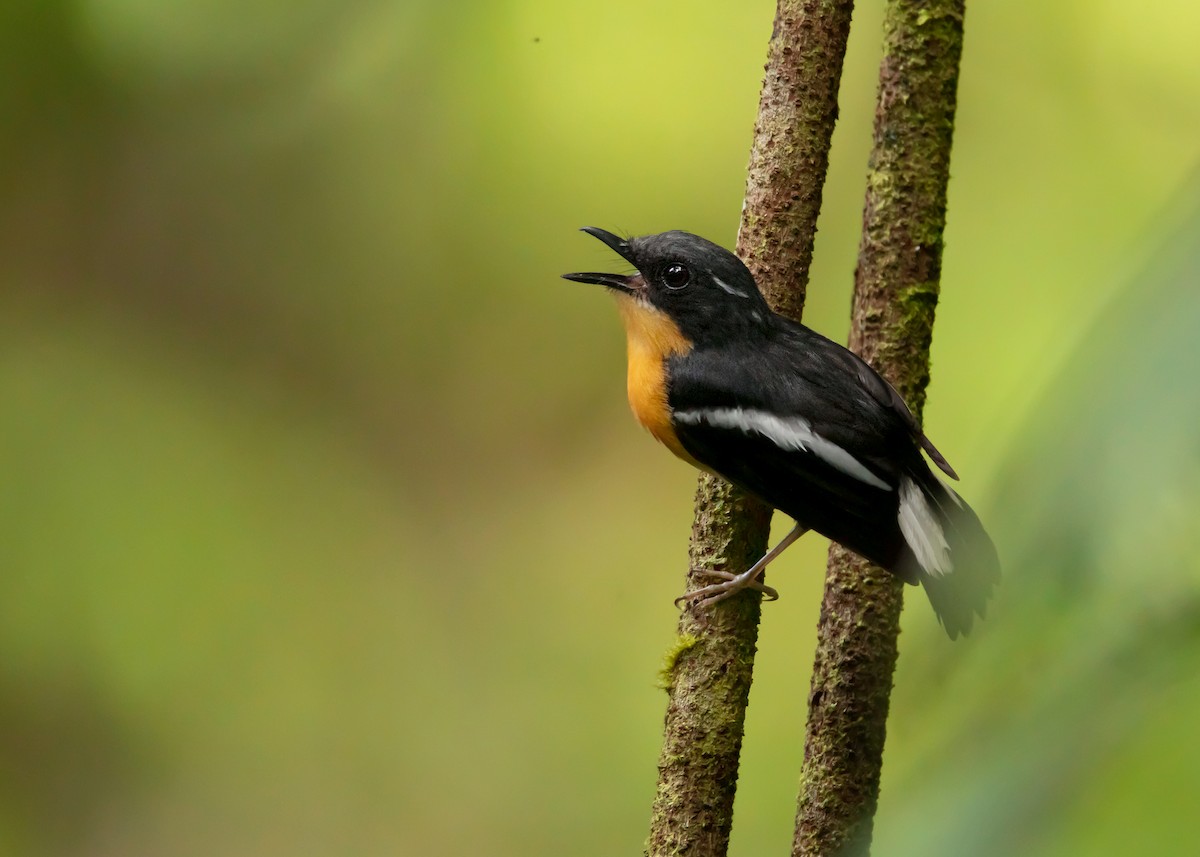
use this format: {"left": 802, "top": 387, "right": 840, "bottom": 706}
{"left": 614, "top": 295, "right": 702, "bottom": 468}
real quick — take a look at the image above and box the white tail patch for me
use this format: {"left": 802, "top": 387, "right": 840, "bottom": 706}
{"left": 899, "top": 476, "right": 952, "bottom": 577}
{"left": 673, "top": 407, "right": 891, "bottom": 491}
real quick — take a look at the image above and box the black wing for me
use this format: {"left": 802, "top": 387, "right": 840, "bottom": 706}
{"left": 665, "top": 327, "right": 926, "bottom": 578}
{"left": 666, "top": 320, "right": 997, "bottom": 631}
{"left": 804, "top": 324, "right": 959, "bottom": 480}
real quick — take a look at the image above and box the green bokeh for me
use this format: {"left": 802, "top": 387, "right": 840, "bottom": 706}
{"left": 1, "top": 1, "right": 1197, "bottom": 855}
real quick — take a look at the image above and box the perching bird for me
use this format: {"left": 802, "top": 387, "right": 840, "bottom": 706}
{"left": 563, "top": 227, "right": 999, "bottom": 637}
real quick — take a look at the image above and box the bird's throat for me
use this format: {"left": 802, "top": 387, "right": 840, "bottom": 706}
{"left": 613, "top": 295, "right": 700, "bottom": 466}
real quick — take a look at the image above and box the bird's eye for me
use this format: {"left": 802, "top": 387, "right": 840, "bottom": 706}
{"left": 662, "top": 263, "right": 691, "bottom": 290}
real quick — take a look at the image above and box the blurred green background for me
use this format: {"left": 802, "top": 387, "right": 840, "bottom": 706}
{"left": 2, "top": 1, "right": 1198, "bottom": 855}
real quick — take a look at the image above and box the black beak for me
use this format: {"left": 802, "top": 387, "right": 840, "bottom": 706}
{"left": 562, "top": 227, "right": 642, "bottom": 294}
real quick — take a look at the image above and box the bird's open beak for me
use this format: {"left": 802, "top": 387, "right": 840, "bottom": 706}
{"left": 562, "top": 227, "right": 644, "bottom": 295}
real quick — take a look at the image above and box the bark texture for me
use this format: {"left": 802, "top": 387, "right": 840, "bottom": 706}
{"left": 738, "top": 0, "right": 856, "bottom": 321}
{"left": 647, "top": 3, "right": 855, "bottom": 856}
{"left": 792, "top": 2, "right": 966, "bottom": 856}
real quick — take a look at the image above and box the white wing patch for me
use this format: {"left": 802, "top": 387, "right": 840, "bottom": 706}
{"left": 898, "top": 476, "right": 952, "bottom": 577}
{"left": 673, "top": 407, "right": 892, "bottom": 491}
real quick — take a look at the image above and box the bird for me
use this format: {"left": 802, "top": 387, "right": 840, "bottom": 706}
{"left": 562, "top": 227, "right": 1000, "bottom": 637}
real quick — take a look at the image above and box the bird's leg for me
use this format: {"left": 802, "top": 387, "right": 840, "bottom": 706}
{"left": 675, "top": 523, "right": 809, "bottom": 609}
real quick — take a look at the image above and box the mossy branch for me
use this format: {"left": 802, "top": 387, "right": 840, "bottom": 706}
{"left": 792, "top": 2, "right": 967, "bottom": 855}
{"left": 646, "top": 3, "right": 854, "bottom": 855}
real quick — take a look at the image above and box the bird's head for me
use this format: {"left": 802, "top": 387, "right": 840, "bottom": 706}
{"left": 563, "top": 228, "right": 772, "bottom": 345}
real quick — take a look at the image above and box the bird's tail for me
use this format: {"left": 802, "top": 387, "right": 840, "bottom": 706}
{"left": 896, "top": 472, "right": 1001, "bottom": 639}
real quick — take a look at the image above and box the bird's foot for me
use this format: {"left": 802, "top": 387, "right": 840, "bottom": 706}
{"left": 674, "top": 567, "right": 778, "bottom": 609}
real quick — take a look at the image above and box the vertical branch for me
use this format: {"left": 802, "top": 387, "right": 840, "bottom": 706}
{"left": 793, "top": 2, "right": 966, "bottom": 856}
{"left": 737, "top": 0, "right": 857, "bottom": 321}
{"left": 647, "top": 2, "right": 854, "bottom": 856}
